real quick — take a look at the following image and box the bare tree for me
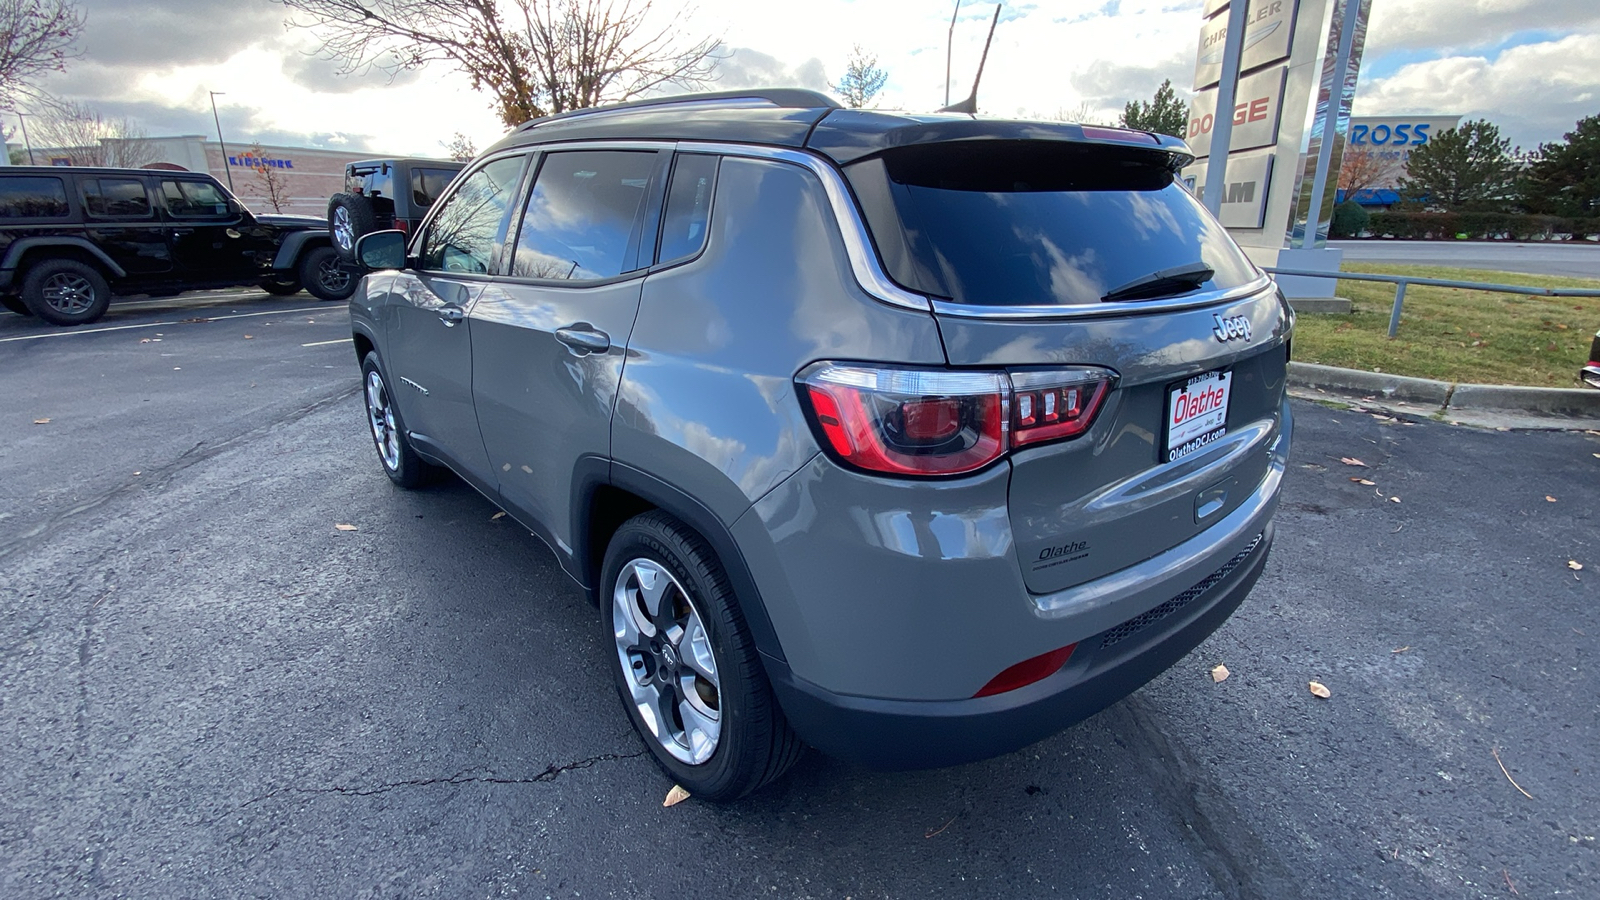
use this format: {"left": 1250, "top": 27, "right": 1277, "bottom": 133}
{"left": 245, "top": 142, "right": 291, "bottom": 212}
{"left": 830, "top": 45, "right": 888, "bottom": 109}
{"left": 1337, "top": 145, "right": 1402, "bottom": 197}
{"left": 441, "top": 131, "right": 477, "bottom": 161}
{"left": 280, "top": 0, "right": 719, "bottom": 127}
{"left": 0, "top": 0, "right": 84, "bottom": 111}
{"left": 29, "top": 99, "right": 157, "bottom": 167}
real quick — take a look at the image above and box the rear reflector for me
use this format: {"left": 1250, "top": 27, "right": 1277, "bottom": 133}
{"left": 974, "top": 644, "right": 1077, "bottom": 697}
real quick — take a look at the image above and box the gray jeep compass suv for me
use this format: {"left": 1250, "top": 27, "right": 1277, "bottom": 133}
{"left": 348, "top": 90, "right": 1293, "bottom": 800}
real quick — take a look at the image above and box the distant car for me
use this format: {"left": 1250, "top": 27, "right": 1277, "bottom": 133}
{"left": 0, "top": 166, "right": 352, "bottom": 325}
{"left": 1583, "top": 327, "right": 1600, "bottom": 388}
{"left": 326, "top": 158, "right": 465, "bottom": 260}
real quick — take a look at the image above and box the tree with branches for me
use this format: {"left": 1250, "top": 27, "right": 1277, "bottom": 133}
{"left": 1395, "top": 119, "right": 1518, "bottom": 211}
{"left": 441, "top": 131, "right": 477, "bottom": 162}
{"left": 830, "top": 45, "right": 887, "bottom": 109}
{"left": 0, "top": 0, "right": 83, "bottom": 111}
{"left": 1519, "top": 113, "right": 1600, "bottom": 217}
{"left": 29, "top": 99, "right": 156, "bottom": 167}
{"left": 279, "top": 0, "right": 719, "bottom": 127}
{"left": 1121, "top": 79, "right": 1187, "bottom": 139}
{"left": 245, "top": 142, "right": 291, "bottom": 212}
{"left": 1337, "top": 145, "right": 1402, "bottom": 197}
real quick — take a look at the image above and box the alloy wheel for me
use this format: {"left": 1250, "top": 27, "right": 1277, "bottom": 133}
{"left": 365, "top": 370, "right": 401, "bottom": 471}
{"left": 612, "top": 558, "right": 722, "bottom": 765}
{"left": 332, "top": 207, "right": 354, "bottom": 253}
{"left": 318, "top": 255, "right": 352, "bottom": 292}
{"left": 42, "top": 273, "right": 96, "bottom": 314}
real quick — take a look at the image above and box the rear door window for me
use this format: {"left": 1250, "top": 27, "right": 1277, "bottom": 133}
{"left": 0, "top": 176, "right": 70, "bottom": 219}
{"left": 410, "top": 167, "right": 458, "bottom": 208}
{"left": 81, "top": 177, "right": 153, "bottom": 219}
{"left": 509, "top": 150, "right": 658, "bottom": 281}
{"left": 161, "top": 180, "right": 233, "bottom": 219}
{"left": 655, "top": 154, "right": 718, "bottom": 265}
{"left": 847, "top": 142, "right": 1258, "bottom": 306}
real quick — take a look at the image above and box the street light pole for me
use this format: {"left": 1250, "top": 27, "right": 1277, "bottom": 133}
{"left": 209, "top": 91, "right": 234, "bottom": 191}
{"left": 17, "top": 111, "right": 37, "bottom": 165}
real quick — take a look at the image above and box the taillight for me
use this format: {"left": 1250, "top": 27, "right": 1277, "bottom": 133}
{"left": 974, "top": 644, "right": 1077, "bottom": 697}
{"left": 393, "top": 218, "right": 410, "bottom": 236}
{"left": 796, "top": 362, "right": 1115, "bottom": 477}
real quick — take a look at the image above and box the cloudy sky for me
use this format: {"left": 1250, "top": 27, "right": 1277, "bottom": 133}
{"left": 12, "top": 0, "right": 1600, "bottom": 156}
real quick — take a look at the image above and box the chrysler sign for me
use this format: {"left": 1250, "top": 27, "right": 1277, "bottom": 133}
{"left": 1193, "top": 0, "right": 1301, "bottom": 89}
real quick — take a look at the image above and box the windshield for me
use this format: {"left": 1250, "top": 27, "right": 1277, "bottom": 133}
{"left": 847, "top": 142, "right": 1259, "bottom": 306}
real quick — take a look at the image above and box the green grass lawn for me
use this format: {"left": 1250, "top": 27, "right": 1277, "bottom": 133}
{"left": 1290, "top": 263, "right": 1600, "bottom": 387}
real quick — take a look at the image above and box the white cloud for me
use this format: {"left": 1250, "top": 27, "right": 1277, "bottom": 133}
{"left": 1366, "top": 0, "right": 1600, "bottom": 52}
{"left": 1354, "top": 33, "right": 1600, "bottom": 148}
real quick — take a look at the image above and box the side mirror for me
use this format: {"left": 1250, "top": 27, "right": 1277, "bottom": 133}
{"left": 355, "top": 230, "right": 408, "bottom": 270}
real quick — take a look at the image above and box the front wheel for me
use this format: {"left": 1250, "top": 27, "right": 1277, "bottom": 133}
{"left": 601, "top": 512, "right": 805, "bottom": 801}
{"left": 21, "top": 259, "right": 111, "bottom": 326}
{"left": 301, "top": 246, "right": 357, "bottom": 302}
{"left": 259, "top": 277, "right": 303, "bottom": 296}
{"left": 360, "top": 352, "right": 433, "bottom": 488}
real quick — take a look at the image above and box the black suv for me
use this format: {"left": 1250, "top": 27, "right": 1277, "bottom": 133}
{"left": 0, "top": 166, "right": 353, "bottom": 326}
{"left": 326, "top": 158, "right": 464, "bottom": 260}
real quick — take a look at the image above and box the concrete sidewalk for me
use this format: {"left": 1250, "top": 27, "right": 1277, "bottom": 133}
{"left": 1288, "top": 361, "right": 1600, "bottom": 430}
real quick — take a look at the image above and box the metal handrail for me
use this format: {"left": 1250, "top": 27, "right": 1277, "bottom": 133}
{"left": 1265, "top": 266, "right": 1600, "bottom": 337}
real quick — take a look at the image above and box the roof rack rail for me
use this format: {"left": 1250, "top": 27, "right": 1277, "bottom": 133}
{"left": 517, "top": 89, "right": 840, "bottom": 132}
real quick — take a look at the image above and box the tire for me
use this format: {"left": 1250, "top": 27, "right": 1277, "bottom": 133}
{"left": 21, "top": 258, "right": 112, "bottom": 326}
{"left": 360, "top": 351, "right": 433, "bottom": 488}
{"left": 259, "top": 277, "right": 303, "bottom": 296}
{"left": 328, "top": 193, "right": 378, "bottom": 261}
{"left": 2, "top": 294, "right": 31, "bottom": 316}
{"left": 300, "top": 245, "right": 358, "bottom": 302}
{"left": 601, "top": 511, "right": 806, "bottom": 801}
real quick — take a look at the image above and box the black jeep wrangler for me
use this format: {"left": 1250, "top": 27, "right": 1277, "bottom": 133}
{"left": 326, "top": 157, "right": 465, "bottom": 260}
{"left": 0, "top": 166, "right": 353, "bottom": 326}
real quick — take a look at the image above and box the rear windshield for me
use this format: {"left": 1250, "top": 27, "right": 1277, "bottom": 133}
{"left": 847, "top": 141, "right": 1259, "bottom": 306}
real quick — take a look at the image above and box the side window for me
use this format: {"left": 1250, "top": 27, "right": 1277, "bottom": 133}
{"left": 81, "top": 178, "right": 152, "bottom": 218}
{"left": 161, "top": 180, "right": 233, "bottom": 218}
{"left": 510, "top": 150, "right": 657, "bottom": 282}
{"left": 410, "top": 167, "right": 458, "bottom": 208}
{"left": 0, "top": 176, "right": 70, "bottom": 219}
{"left": 418, "top": 156, "right": 527, "bottom": 275}
{"left": 656, "top": 154, "right": 719, "bottom": 265}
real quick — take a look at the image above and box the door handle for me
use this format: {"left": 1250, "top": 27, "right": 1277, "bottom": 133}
{"left": 555, "top": 324, "right": 611, "bottom": 354}
{"left": 438, "top": 304, "right": 465, "bottom": 326}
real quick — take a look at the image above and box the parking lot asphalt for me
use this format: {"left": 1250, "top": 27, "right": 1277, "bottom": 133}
{"left": 2, "top": 294, "right": 1597, "bottom": 899}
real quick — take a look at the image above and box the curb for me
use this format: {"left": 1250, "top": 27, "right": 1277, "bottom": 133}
{"left": 1287, "top": 362, "right": 1600, "bottom": 424}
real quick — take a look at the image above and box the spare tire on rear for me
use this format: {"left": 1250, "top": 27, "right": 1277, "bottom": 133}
{"left": 327, "top": 193, "right": 378, "bottom": 260}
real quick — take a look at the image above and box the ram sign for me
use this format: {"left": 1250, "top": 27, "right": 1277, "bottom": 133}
{"left": 1183, "top": 151, "right": 1275, "bottom": 229}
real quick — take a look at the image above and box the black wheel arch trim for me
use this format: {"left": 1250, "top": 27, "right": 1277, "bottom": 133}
{"left": 576, "top": 459, "right": 787, "bottom": 663}
{"left": 1, "top": 237, "right": 127, "bottom": 279}
{"left": 272, "top": 229, "right": 331, "bottom": 270}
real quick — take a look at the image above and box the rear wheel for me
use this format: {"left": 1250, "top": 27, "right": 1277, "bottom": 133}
{"left": 602, "top": 512, "right": 805, "bottom": 801}
{"left": 21, "top": 258, "right": 111, "bottom": 326}
{"left": 328, "top": 193, "right": 378, "bottom": 260}
{"left": 300, "top": 246, "right": 357, "bottom": 302}
{"left": 260, "top": 277, "right": 303, "bottom": 296}
{"left": 360, "top": 351, "right": 432, "bottom": 488}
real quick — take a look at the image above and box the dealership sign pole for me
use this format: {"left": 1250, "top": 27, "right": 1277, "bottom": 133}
{"left": 1201, "top": 0, "right": 1250, "bottom": 215}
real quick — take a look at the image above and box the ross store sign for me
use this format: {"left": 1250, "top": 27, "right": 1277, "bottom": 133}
{"left": 1194, "top": 0, "right": 1300, "bottom": 89}
{"left": 1347, "top": 115, "right": 1460, "bottom": 147}
{"left": 1186, "top": 66, "right": 1287, "bottom": 158}
{"left": 1184, "top": 151, "right": 1275, "bottom": 229}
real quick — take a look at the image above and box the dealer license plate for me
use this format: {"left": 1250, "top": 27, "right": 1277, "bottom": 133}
{"left": 1166, "top": 369, "right": 1232, "bottom": 462}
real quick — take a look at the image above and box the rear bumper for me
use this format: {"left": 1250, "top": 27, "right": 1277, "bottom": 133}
{"left": 767, "top": 523, "right": 1273, "bottom": 769}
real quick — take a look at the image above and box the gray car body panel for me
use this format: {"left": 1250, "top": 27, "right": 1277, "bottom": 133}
{"left": 612, "top": 156, "right": 946, "bottom": 528}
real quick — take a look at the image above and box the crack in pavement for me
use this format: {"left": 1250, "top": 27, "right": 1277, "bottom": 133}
{"left": 0, "top": 384, "right": 360, "bottom": 562}
{"left": 240, "top": 750, "right": 649, "bottom": 808}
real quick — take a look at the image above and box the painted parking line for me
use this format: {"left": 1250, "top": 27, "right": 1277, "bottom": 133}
{"left": 301, "top": 338, "right": 352, "bottom": 347}
{"left": 0, "top": 306, "right": 332, "bottom": 344}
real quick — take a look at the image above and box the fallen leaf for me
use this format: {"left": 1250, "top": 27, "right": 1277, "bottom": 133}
{"left": 1350, "top": 477, "right": 1375, "bottom": 485}
{"left": 1340, "top": 457, "right": 1368, "bottom": 467}
{"left": 1546, "top": 496, "right": 1557, "bottom": 503}
{"left": 334, "top": 523, "right": 358, "bottom": 532}
{"left": 1391, "top": 646, "right": 1410, "bottom": 653}
{"left": 132, "top": 471, "right": 140, "bottom": 476}
{"left": 663, "top": 784, "right": 691, "bottom": 807}
{"left": 490, "top": 511, "right": 507, "bottom": 521}
{"left": 1389, "top": 496, "right": 1401, "bottom": 503}
{"left": 1308, "top": 681, "right": 1332, "bottom": 699}
{"left": 1569, "top": 560, "right": 1584, "bottom": 571}
{"left": 33, "top": 418, "right": 50, "bottom": 424}
{"left": 1210, "top": 664, "right": 1230, "bottom": 683}
{"left": 244, "top": 334, "right": 254, "bottom": 339}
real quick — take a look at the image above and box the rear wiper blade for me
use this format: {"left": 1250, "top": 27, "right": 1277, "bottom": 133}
{"left": 1101, "top": 262, "right": 1215, "bottom": 303}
